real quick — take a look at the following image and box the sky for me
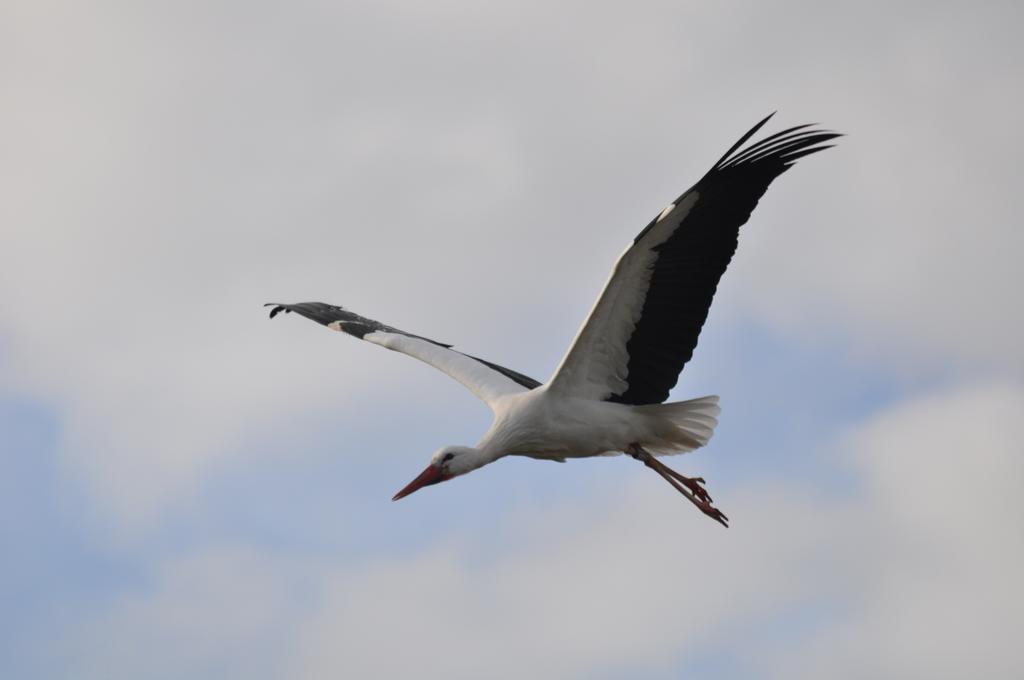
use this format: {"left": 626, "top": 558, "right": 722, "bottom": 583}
{"left": 2, "top": 0, "right": 1022, "bottom": 677}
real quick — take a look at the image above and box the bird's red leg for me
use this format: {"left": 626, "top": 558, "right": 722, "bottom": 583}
{"left": 627, "top": 444, "right": 729, "bottom": 528}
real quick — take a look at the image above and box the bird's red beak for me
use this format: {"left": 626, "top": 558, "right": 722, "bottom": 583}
{"left": 392, "top": 464, "right": 446, "bottom": 501}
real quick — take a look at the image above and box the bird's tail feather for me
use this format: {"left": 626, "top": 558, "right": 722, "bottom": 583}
{"left": 634, "top": 395, "right": 720, "bottom": 455}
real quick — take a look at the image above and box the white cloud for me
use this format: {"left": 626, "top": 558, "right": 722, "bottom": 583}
{"left": 281, "top": 381, "right": 1024, "bottom": 678}
{"left": 62, "top": 547, "right": 312, "bottom": 680}
{"left": 769, "top": 381, "right": 1024, "bottom": 679}
{"left": 55, "top": 382, "right": 1023, "bottom": 678}
{"left": 723, "top": 4, "right": 1024, "bottom": 374}
{"left": 288, "top": 385, "right": 1024, "bottom": 678}
{"left": 286, "top": 487, "right": 828, "bottom": 679}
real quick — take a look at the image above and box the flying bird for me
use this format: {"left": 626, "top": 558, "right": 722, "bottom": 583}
{"left": 267, "top": 113, "right": 839, "bottom": 527}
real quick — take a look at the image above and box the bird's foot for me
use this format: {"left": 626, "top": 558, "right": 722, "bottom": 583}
{"left": 627, "top": 443, "right": 728, "bottom": 528}
{"left": 676, "top": 475, "right": 712, "bottom": 504}
{"left": 694, "top": 499, "right": 729, "bottom": 528}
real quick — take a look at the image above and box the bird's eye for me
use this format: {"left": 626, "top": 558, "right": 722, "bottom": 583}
{"left": 442, "top": 452, "right": 455, "bottom": 462}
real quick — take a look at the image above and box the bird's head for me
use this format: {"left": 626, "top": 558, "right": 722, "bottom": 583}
{"left": 392, "top": 445, "right": 485, "bottom": 501}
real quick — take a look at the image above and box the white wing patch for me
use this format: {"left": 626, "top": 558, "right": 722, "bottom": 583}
{"left": 656, "top": 203, "right": 676, "bottom": 223}
{"left": 363, "top": 331, "right": 530, "bottom": 409}
{"left": 547, "top": 190, "right": 699, "bottom": 400}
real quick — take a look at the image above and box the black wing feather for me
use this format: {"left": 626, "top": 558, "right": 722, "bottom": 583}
{"left": 607, "top": 118, "right": 841, "bottom": 405}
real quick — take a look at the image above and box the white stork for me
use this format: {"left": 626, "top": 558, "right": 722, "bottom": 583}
{"left": 268, "top": 113, "right": 839, "bottom": 526}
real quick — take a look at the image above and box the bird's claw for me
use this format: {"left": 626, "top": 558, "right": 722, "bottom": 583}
{"left": 697, "top": 500, "right": 729, "bottom": 528}
{"left": 683, "top": 476, "right": 713, "bottom": 504}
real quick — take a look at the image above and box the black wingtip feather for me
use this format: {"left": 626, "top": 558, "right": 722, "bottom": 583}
{"left": 717, "top": 122, "right": 817, "bottom": 167}
{"left": 710, "top": 112, "right": 776, "bottom": 169}
{"left": 780, "top": 143, "right": 838, "bottom": 163}
{"left": 721, "top": 129, "right": 840, "bottom": 170}
{"left": 265, "top": 303, "right": 289, "bottom": 319}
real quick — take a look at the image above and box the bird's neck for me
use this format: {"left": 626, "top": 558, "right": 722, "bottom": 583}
{"left": 475, "top": 407, "right": 535, "bottom": 460}
{"left": 444, "top": 445, "right": 498, "bottom": 477}
{"left": 468, "top": 438, "right": 508, "bottom": 467}
{"left": 472, "top": 444, "right": 504, "bottom": 467}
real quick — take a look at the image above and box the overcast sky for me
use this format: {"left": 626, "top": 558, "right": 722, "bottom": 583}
{"left": 3, "top": 1, "right": 1022, "bottom": 677}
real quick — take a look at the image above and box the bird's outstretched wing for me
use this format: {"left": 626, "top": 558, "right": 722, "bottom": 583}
{"left": 266, "top": 302, "right": 540, "bottom": 409}
{"left": 548, "top": 114, "right": 840, "bottom": 404}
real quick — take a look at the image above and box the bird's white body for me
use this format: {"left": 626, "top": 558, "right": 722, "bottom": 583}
{"left": 477, "top": 387, "right": 719, "bottom": 463}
